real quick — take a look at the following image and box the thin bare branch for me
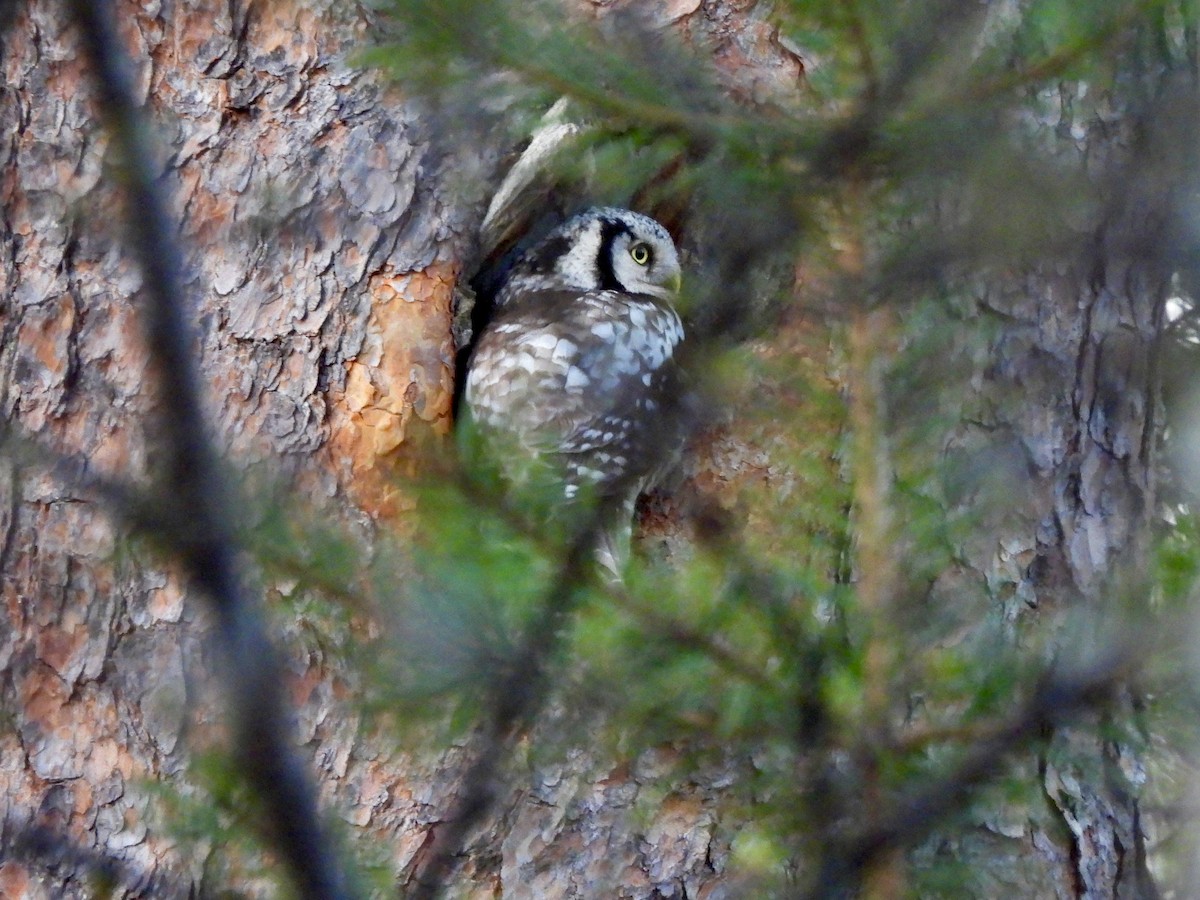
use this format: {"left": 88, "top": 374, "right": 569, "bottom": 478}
{"left": 842, "top": 180, "right": 905, "bottom": 898}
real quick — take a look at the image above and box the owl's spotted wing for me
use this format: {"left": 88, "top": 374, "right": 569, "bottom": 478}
{"left": 464, "top": 289, "right": 684, "bottom": 499}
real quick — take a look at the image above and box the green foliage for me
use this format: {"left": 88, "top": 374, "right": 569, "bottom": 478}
{"left": 355, "top": 0, "right": 1200, "bottom": 891}
{"left": 224, "top": 0, "right": 1200, "bottom": 894}
{"left": 145, "top": 749, "right": 395, "bottom": 899}
{"left": 145, "top": 751, "right": 287, "bottom": 898}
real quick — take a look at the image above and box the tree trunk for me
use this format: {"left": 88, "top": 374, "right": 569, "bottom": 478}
{"left": 929, "top": 76, "right": 1171, "bottom": 897}
{"left": 0, "top": 1, "right": 775, "bottom": 896}
{"left": 0, "top": 1, "right": 1170, "bottom": 898}
{"left": 0, "top": 1, "right": 468, "bottom": 895}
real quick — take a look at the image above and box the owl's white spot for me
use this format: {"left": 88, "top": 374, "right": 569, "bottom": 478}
{"left": 566, "top": 366, "right": 590, "bottom": 389}
{"left": 551, "top": 339, "right": 577, "bottom": 362}
{"left": 627, "top": 305, "right": 647, "bottom": 330}
{"left": 642, "top": 373, "right": 652, "bottom": 386}
{"left": 590, "top": 321, "right": 616, "bottom": 341}
{"left": 611, "top": 342, "right": 635, "bottom": 369}
{"left": 522, "top": 332, "right": 560, "bottom": 352}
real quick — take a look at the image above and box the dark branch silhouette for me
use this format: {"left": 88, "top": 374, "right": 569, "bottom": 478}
{"left": 806, "top": 648, "right": 1138, "bottom": 898}
{"left": 407, "top": 485, "right": 633, "bottom": 898}
{"left": 62, "top": 1, "right": 353, "bottom": 897}
{"left": 4, "top": 822, "right": 190, "bottom": 900}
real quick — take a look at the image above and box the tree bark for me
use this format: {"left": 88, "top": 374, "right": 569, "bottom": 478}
{"left": 0, "top": 0, "right": 1171, "bottom": 897}
{"left": 939, "top": 76, "right": 1171, "bottom": 897}
{"left": 0, "top": 1, "right": 791, "bottom": 896}
{"left": 1, "top": 1, "right": 467, "bottom": 895}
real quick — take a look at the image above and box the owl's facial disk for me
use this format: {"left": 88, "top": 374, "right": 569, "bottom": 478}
{"left": 549, "top": 208, "right": 682, "bottom": 300}
{"left": 606, "top": 227, "right": 683, "bottom": 300}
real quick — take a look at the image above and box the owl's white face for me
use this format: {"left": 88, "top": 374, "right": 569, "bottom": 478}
{"left": 513, "top": 207, "right": 682, "bottom": 302}
{"left": 604, "top": 219, "right": 683, "bottom": 300}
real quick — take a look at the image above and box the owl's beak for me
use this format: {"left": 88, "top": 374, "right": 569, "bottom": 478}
{"left": 667, "top": 272, "right": 682, "bottom": 294}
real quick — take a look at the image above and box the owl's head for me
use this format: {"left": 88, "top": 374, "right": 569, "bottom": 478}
{"left": 512, "top": 207, "right": 682, "bottom": 301}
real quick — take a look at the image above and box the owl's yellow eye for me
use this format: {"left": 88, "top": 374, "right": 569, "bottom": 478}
{"left": 629, "top": 243, "right": 652, "bottom": 266}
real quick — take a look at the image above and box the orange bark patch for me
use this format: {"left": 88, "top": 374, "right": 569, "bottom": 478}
{"left": 15, "top": 294, "right": 76, "bottom": 431}
{"left": 0, "top": 863, "right": 30, "bottom": 898}
{"left": 35, "top": 623, "right": 87, "bottom": 680}
{"left": 20, "top": 666, "right": 79, "bottom": 778}
{"left": 290, "top": 662, "right": 325, "bottom": 709}
{"left": 328, "top": 264, "right": 457, "bottom": 520}
{"left": 22, "top": 665, "right": 69, "bottom": 726}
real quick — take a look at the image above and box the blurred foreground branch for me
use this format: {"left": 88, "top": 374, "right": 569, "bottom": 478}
{"left": 809, "top": 645, "right": 1137, "bottom": 898}
{"left": 407, "top": 496, "right": 624, "bottom": 898}
{"left": 62, "top": 1, "right": 352, "bottom": 897}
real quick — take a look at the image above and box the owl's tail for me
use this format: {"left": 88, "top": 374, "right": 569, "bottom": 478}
{"left": 592, "top": 494, "right": 638, "bottom": 585}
